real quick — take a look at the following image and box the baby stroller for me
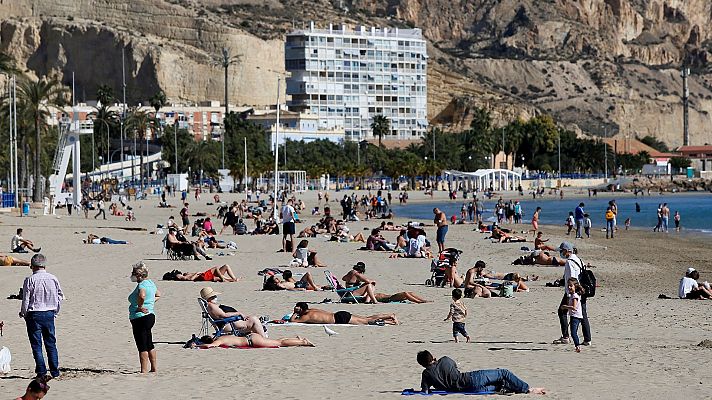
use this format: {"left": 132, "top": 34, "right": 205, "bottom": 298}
{"left": 425, "top": 248, "right": 463, "bottom": 287}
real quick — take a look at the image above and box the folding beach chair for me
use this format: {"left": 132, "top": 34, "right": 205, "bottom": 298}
{"left": 197, "top": 298, "right": 245, "bottom": 338}
{"left": 324, "top": 270, "right": 365, "bottom": 304}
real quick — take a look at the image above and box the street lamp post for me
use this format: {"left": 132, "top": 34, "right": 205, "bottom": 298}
{"left": 174, "top": 121, "right": 179, "bottom": 174}
{"left": 603, "top": 126, "right": 608, "bottom": 181}
{"left": 558, "top": 130, "right": 561, "bottom": 179}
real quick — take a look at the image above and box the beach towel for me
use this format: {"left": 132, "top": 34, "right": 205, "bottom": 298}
{"left": 401, "top": 389, "right": 496, "bottom": 396}
{"left": 198, "top": 344, "right": 278, "bottom": 350}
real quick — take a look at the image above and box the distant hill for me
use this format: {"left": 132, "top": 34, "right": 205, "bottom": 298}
{"left": 1, "top": 0, "right": 711, "bottom": 147}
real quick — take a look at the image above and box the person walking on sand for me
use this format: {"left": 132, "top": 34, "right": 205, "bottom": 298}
{"left": 416, "top": 350, "right": 546, "bottom": 395}
{"left": 128, "top": 262, "right": 161, "bottom": 373}
{"left": 94, "top": 198, "right": 106, "bottom": 220}
{"left": 19, "top": 254, "right": 63, "bottom": 382}
{"left": 583, "top": 213, "right": 592, "bottom": 238}
{"left": 433, "top": 208, "right": 448, "bottom": 253}
{"left": 529, "top": 207, "right": 541, "bottom": 235}
{"left": 444, "top": 289, "right": 470, "bottom": 343}
{"left": 560, "top": 277, "right": 585, "bottom": 352}
{"left": 553, "top": 242, "right": 591, "bottom": 346}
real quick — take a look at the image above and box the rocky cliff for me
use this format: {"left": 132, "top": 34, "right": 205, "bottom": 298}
{"left": 1, "top": 0, "right": 711, "bottom": 147}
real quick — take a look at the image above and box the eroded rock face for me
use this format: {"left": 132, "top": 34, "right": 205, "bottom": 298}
{"left": 1, "top": 0, "right": 711, "bottom": 146}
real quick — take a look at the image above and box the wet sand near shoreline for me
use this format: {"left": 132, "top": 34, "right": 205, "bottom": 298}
{"left": 0, "top": 190, "right": 710, "bottom": 399}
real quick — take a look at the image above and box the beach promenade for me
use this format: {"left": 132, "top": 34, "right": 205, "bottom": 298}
{"left": 0, "top": 189, "right": 710, "bottom": 399}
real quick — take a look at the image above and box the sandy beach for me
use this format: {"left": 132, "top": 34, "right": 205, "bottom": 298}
{"left": 1, "top": 189, "right": 710, "bottom": 399}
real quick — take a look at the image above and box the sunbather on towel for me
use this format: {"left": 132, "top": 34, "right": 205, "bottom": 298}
{"left": 0, "top": 253, "right": 30, "bottom": 266}
{"left": 192, "top": 334, "right": 314, "bottom": 348}
{"left": 416, "top": 350, "right": 546, "bottom": 395}
{"left": 200, "top": 287, "right": 266, "bottom": 337}
{"left": 263, "top": 271, "right": 326, "bottom": 291}
{"left": 290, "top": 302, "right": 399, "bottom": 325}
{"left": 165, "top": 265, "right": 240, "bottom": 282}
{"left": 343, "top": 262, "right": 430, "bottom": 303}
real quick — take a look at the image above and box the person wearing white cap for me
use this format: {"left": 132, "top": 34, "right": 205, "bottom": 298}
{"left": 552, "top": 242, "right": 591, "bottom": 346}
{"left": 678, "top": 268, "right": 712, "bottom": 299}
{"left": 200, "top": 287, "right": 267, "bottom": 337}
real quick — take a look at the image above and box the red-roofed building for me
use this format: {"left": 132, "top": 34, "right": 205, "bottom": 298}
{"left": 676, "top": 146, "right": 712, "bottom": 172}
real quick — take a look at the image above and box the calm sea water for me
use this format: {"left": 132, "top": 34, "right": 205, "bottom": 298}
{"left": 391, "top": 193, "right": 712, "bottom": 233}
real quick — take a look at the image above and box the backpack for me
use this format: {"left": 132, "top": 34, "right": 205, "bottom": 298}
{"left": 572, "top": 258, "right": 596, "bottom": 298}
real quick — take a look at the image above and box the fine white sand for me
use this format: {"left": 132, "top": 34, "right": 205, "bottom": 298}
{"left": 1, "top": 190, "right": 710, "bottom": 399}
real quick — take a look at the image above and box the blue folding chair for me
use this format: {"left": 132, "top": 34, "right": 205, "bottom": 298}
{"left": 198, "top": 298, "right": 244, "bottom": 338}
{"left": 324, "top": 270, "right": 365, "bottom": 304}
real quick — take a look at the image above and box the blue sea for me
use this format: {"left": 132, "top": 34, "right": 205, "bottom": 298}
{"left": 391, "top": 193, "right": 712, "bottom": 233}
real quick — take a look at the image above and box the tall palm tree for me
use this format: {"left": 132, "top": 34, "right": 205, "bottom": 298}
{"left": 149, "top": 90, "right": 166, "bottom": 114}
{"left": 90, "top": 104, "right": 119, "bottom": 165}
{"left": 96, "top": 84, "right": 115, "bottom": 106}
{"left": 126, "top": 108, "right": 158, "bottom": 187}
{"left": 18, "top": 78, "right": 67, "bottom": 201}
{"left": 370, "top": 115, "right": 390, "bottom": 148}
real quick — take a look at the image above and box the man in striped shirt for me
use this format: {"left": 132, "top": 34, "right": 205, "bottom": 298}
{"left": 19, "top": 254, "right": 63, "bottom": 381}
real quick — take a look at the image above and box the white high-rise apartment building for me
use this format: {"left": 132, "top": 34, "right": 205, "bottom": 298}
{"left": 285, "top": 22, "right": 428, "bottom": 141}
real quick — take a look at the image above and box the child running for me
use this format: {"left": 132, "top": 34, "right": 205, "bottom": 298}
{"left": 444, "top": 289, "right": 470, "bottom": 343}
{"left": 560, "top": 277, "right": 585, "bottom": 352}
{"left": 583, "top": 213, "right": 592, "bottom": 238}
{"left": 565, "top": 212, "right": 575, "bottom": 235}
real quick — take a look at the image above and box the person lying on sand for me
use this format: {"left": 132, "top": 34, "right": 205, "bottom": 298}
{"left": 512, "top": 250, "right": 564, "bottom": 266}
{"left": 0, "top": 254, "right": 30, "bottom": 266}
{"left": 83, "top": 234, "right": 129, "bottom": 245}
{"left": 491, "top": 227, "right": 526, "bottom": 243}
{"left": 453, "top": 260, "right": 537, "bottom": 293}
{"left": 163, "top": 265, "right": 240, "bottom": 282}
{"left": 290, "top": 302, "right": 398, "bottom": 325}
{"left": 200, "top": 287, "right": 266, "bottom": 337}
{"left": 416, "top": 350, "right": 546, "bottom": 395}
{"left": 262, "top": 271, "right": 327, "bottom": 291}
{"left": 191, "top": 334, "right": 314, "bottom": 348}
{"left": 342, "top": 262, "right": 430, "bottom": 303}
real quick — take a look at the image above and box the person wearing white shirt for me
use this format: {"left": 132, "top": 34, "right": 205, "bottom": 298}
{"left": 678, "top": 267, "right": 712, "bottom": 299}
{"left": 11, "top": 228, "right": 41, "bottom": 253}
{"left": 553, "top": 242, "right": 591, "bottom": 346}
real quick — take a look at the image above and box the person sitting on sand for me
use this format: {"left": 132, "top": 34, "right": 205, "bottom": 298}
{"left": 678, "top": 267, "right": 712, "bottom": 300}
{"left": 83, "top": 234, "right": 129, "bottom": 245}
{"left": 11, "top": 228, "right": 41, "bottom": 253}
{"left": 342, "top": 262, "right": 430, "bottom": 303}
{"left": 262, "top": 271, "right": 325, "bottom": 291}
{"left": 191, "top": 334, "right": 314, "bottom": 349}
{"left": 416, "top": 350, "right": 546, "bottom": 395}
{"left": 390, "top": 228, "right": 431, "bottom": 258}
{"left": 297, "top": 225, "right": 321, "bottom": 238}
{"left": 292, "top": 239, "right": 326, "bottom": 267}
{"left": 0, "top": 253, "right": 30, "bottom": 266}
{"left": 200, "top": 287, "right": 266, "bottom": 337}
{"left": 289, "top": 302, "right": 398, "bottom": 325}
{"left": 534, "top": 232, "right": 556, "bottom": 251}
{"left": 366, "top": 229, "right": 392, "bottom": 251}
{"left": 165, "top": 265, "right": 240, "bottom": 282}
{"left": 455, "top": 260, "right": 537, "bottom": 292}
{"left": 15, "top": 378, "right": 50, "bottom": 400}
{"left": 452, "top": 261, "right": 492, "bottom": 298}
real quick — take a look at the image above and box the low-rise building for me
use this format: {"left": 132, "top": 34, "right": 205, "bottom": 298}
{"left": 676, "top": 145, "right": 712, "bottom": 172}
{"left": 246, "top": 109, "right": 345, "bottom": 146}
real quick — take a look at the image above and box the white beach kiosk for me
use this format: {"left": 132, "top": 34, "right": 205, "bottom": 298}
{"left": 443, "top": 169, "right": 522, "bottom": 191}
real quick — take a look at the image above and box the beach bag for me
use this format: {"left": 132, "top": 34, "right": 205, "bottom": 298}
{"left": 573, "top": 259, "right": 596, "bottom": 298}
{"left": 499, "top": 283, "right": 514, "bottom": 298}
{"left": 0, "top": 346, "right": 11, "bottom": 373}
